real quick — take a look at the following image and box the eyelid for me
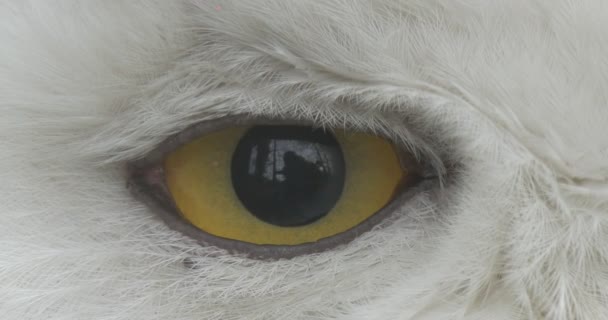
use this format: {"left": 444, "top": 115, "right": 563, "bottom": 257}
{"left": 130, "top": 115, "right": 425, "bottom": 171}
{"left": 127, "top": 115, "right": 432, "bottom": 260}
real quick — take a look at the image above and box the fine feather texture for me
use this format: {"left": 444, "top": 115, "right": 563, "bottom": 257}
{"left": 1, "top": 1, "right": 608, "bottom": 319}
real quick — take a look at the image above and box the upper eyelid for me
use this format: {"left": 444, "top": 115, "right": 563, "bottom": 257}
{"left": 119, "top": 109, "right": 450, "bottom": 197}
{"left": 129, "top": 114, "right": 427, "bottom": 172}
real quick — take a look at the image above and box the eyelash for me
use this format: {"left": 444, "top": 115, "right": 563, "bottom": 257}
{"left": 127, "top": 115, "right": 435, "bottom": 259}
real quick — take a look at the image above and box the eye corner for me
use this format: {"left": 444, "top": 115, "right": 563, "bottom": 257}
{"left": 127, "top": 164, "right": 175, "bottom": 216}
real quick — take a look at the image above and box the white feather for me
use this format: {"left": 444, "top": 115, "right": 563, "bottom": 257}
{"left": 1, "top": 1, "right": 607, "bottom": 319}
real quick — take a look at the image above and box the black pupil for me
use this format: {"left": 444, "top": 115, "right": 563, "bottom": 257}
{"left": 231, "top": 125, "right": 345, "bottom": 227}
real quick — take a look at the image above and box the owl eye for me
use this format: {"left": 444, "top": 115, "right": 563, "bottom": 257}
{"left": 128, "top": 117, "right": 424, "bottom": 259}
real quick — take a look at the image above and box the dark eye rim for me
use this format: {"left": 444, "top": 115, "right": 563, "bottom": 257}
{"left": 127, "top": 115, "right": 431, "bottom": 260}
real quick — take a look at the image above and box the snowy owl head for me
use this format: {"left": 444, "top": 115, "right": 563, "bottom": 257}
{"left": 1, "top": 1, "right": 607, "bottom": 319}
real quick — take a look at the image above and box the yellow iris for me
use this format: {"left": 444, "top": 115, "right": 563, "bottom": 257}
{"left": 164, "top": 126, "right": 405, "bottom": 245}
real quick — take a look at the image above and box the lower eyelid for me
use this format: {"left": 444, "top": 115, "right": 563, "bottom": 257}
{"left": 129, "top": 168, "right": 430, "bottom": 260}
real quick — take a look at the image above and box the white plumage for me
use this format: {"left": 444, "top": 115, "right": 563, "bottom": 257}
{"left": 1, "top": 1, "right": 607, "bottom": 319}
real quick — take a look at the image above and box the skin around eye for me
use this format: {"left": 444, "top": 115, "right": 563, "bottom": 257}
{"left": 163, "top": 125, "right": 406, "bottom": 245}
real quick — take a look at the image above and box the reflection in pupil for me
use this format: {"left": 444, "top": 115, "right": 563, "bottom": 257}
{"left": 231, "top": 125, "right": 345, "bottom": 227}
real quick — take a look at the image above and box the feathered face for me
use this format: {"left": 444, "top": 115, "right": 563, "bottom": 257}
{"left": 1, "top": 1, "right": 607, "bottom": 319}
